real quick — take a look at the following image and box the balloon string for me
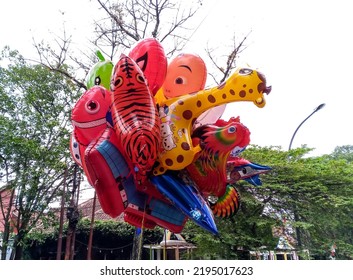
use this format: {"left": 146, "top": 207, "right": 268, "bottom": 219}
{"left": 163, "top": 228, "right": 167, "bottom": 260}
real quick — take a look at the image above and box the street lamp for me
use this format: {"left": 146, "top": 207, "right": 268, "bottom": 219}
{"left": 287, "top": 103, "right": 325, "bottom": 253}
{"left": 288, "top": 103, "right": 326, "bottom": 151}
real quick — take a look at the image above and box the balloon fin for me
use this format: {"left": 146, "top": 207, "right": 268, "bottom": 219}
{"left": 151, "top": 172, "right": 218, "bottom": 235}
{"left": 244, "top": 175, "right": 263, "bottom": 186}
{"left": 96, "top": 50, "right": 105, "bottom": 61}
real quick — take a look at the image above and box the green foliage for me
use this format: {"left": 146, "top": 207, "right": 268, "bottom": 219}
{"left": 24, "top": 219, "right": 164, "bottom": 260}
{"left": 183, "top": 145, "right": 353, "bottom": 259}
{"left": 0, "top": 47, "right": 82, "bottom": 259}
{"left": 246, "top": 145, "right": 353, "bottom": 259}
{"left": 330, "top": 145, "right": 353, "bottom": 162}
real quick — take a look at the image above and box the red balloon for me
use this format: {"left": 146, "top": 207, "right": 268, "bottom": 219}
{"left": 69, "top": 132, "right": 95, "bottom": 186}
{"left": 71, "top": 86, "right": 111, "bottom": 146}
{"left": 110, "top": 54, "right": 161, "bottom": 184}
{"left": 129, "top": 38, "right": 167, "bottom": 95}
{"left": 71, "top": 86, "right": 113, "bottom": 187}
{"left": 85, "top": 127, "right": 128, "bottom": 218}
{"left": 123, "top": 178, "right": 187, "bottom": 233}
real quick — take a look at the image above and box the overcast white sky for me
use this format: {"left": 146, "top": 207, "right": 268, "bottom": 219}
{"left": 1, "top": 0, "right": 352, "bottom": 157}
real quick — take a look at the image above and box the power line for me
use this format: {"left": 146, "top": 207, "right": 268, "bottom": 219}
{"left": 75, "top": 239, "right": 133, "bottom": 251}
{"left": 181, "top": 1, "right": 217, "bottom": 50}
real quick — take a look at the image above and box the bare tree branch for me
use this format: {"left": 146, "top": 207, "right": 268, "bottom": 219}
{"left": 31, "top": 35, "right": 87, "bottom": 90}
{"left": 93, "top": 0, "right": 203, "bottom": 58}
{"left": 220, "top": 32, "right": 250, "bottom": 83}
{"left": 205, "top": 31, "right": 251, "bottom": 84}
{"left": 97, "top": 0, "right": 141, "bottom": 41}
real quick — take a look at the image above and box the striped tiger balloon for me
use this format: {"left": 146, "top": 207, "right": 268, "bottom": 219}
{"left": 110, "top": 54, "right": 161, "bottom": 184}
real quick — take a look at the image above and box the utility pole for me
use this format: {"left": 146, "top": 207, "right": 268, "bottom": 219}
{"left": 70, "top": 176, "right": 81, "bottom": 260}
{"left": 56, "top": 168, "right": 67, "bottom": 260}
{"left": 87, "top": 191, "right": 97, "bottom": 260}
{"left": 131, "top": 228, "right": 143, "bottom": 260}
{"left": 64, "top": 164, "right": 80, "bottom": 260}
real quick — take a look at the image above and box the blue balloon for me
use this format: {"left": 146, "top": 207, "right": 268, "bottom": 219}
{"left": 227, "top": 158, "right": 272, "bottom": 186}
{"left": 151, "top": 172, "right": 218, "bottom": 235}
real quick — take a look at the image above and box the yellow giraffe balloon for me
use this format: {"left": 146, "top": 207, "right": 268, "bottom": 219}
{"left": 154, "top": 67, "right": 271, "bottom": 176}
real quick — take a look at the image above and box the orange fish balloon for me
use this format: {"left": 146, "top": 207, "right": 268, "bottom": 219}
{"left": 156, "top": 53, "right": 207, "bottom": 103}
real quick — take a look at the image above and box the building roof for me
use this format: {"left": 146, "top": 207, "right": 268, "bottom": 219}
{"left": 77, "top": 197, "right": 124, "bottom": 222}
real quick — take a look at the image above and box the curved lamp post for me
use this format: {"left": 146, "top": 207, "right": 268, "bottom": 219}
{"left": 288, "top": 103, "right": 326, "bottom": 151}
{"left": 287, "top": 103, "right": 325, "bottom": 252}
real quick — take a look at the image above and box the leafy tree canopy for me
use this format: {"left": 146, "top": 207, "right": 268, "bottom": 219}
{"left": 184, "top": 145, "right": 353, "bottom": 260}
{"left": 0, "top": 46, "right": 81, "bottom": 259}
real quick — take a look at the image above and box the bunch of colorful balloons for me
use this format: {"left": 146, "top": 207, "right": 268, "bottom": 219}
{"left": 70, "top": 38, "right": 272, "bottom": 235}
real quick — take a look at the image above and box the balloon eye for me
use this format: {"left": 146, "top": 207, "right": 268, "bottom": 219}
{"left": 241, "top": 167, "right": 247, "bottom": 174}
{"left": 111, "top": 76, "right": 123, "bottom": 91}
{"left": 239, "top": 68, "right": 253, "bottom": 75}
{"left": 136, "top": 73, "right": 145, "bottom": 84}
{"left": 175, "top": 77, "right": 184, "bottom": 84}
{"left": 94, "top": 76, "right": 101, "bottom": 85}
{"left": 228, "top": 126, "right": 236, "bottom": 133}
{"left": 85, "top": 100, "right": 100, "bottom": 114}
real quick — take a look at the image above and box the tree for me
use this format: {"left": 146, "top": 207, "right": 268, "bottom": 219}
{"left": 330, "top": 145, "right": 353, "bottom": 162}
{"left": 205, "top": 33, "right": 250, "bottom": 84}
{"left": 0, "top": 187, "right": 16, "bottom": 260}
{"left": 31, "top": 0, "right": 248, "bottom": 90}
{"left": 93, "top": 0, "right": 249, "bottom": 83}
{"left": 94, "top": 0, "right": 203, "bottom": 59}
{"left": 246, "top": 145, "right": 353, "bottom": 259}
{"left": 32, "top": 32, "right": 88, "bottom": 90}
{"left": 0, "top": 47, "right": 81, "bottom": 259}
{"left": 183, "top": 145, "right": 353, "bottom": 260}
{"left": 28, "top": 0, "right": 206, "bottom": 91}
